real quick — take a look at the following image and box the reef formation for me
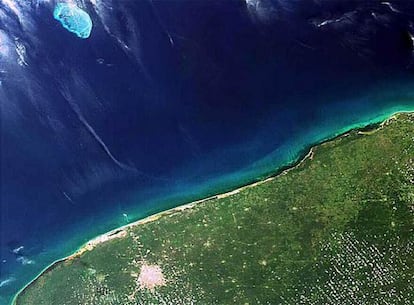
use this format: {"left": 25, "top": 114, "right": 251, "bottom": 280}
{"left": 53, "top": 3, "right": 92, "bottom": 39}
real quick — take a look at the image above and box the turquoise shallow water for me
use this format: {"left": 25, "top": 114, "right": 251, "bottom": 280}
{"left": 11, "top": 101, "right": 414, "bottom": 305}
{"left": 53, "top": 3, "right": 92, "bottom": 39}
{"left": 4, "top": 93, "right": 414, "bottom": 305}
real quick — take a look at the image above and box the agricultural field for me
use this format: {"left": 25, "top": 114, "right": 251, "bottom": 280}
{"left": 15, "top": 114, "right": 414, "bottom": 305}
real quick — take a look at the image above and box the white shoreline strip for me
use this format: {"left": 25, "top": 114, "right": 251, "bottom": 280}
{"left": 11, "top": 110, "right": 413, "bottom": 305}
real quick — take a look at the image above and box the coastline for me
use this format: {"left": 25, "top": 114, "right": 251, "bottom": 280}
{"left": 11, "top": 110, "right": 412, "bottom": 305}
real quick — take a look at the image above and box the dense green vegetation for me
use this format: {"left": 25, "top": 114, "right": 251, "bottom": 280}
{"left": 15, "top": 114, "right": 414, "bottom": 305}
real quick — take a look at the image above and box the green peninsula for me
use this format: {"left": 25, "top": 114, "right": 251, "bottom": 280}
{"left": 15, "top": 113, "right": 414, "bottom": 305}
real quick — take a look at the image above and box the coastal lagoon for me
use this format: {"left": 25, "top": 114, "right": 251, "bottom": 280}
{"left": 2, "top": 1, "right": 414, "bottom": 304}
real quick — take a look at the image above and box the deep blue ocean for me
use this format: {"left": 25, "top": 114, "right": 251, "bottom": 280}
{"left": 1, "top": 0, "right": 414, "bottom": 303}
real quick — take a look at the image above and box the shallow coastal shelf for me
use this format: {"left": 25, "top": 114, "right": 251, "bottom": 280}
{"left": 15, "top": 113, "right": 414, "bottom": 305}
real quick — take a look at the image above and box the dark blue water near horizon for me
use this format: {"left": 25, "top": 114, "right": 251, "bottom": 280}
{"left": 2, "top": 0, "right": 414, "bottom": 303}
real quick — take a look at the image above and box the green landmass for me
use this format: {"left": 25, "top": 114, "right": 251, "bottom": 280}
{"left": 15, "top": 113, "right": 414, "bottom": 305}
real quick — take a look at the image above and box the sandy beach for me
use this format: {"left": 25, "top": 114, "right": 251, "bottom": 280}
{"left": 11, "top": 110, "right": 410, "bottom": 305}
